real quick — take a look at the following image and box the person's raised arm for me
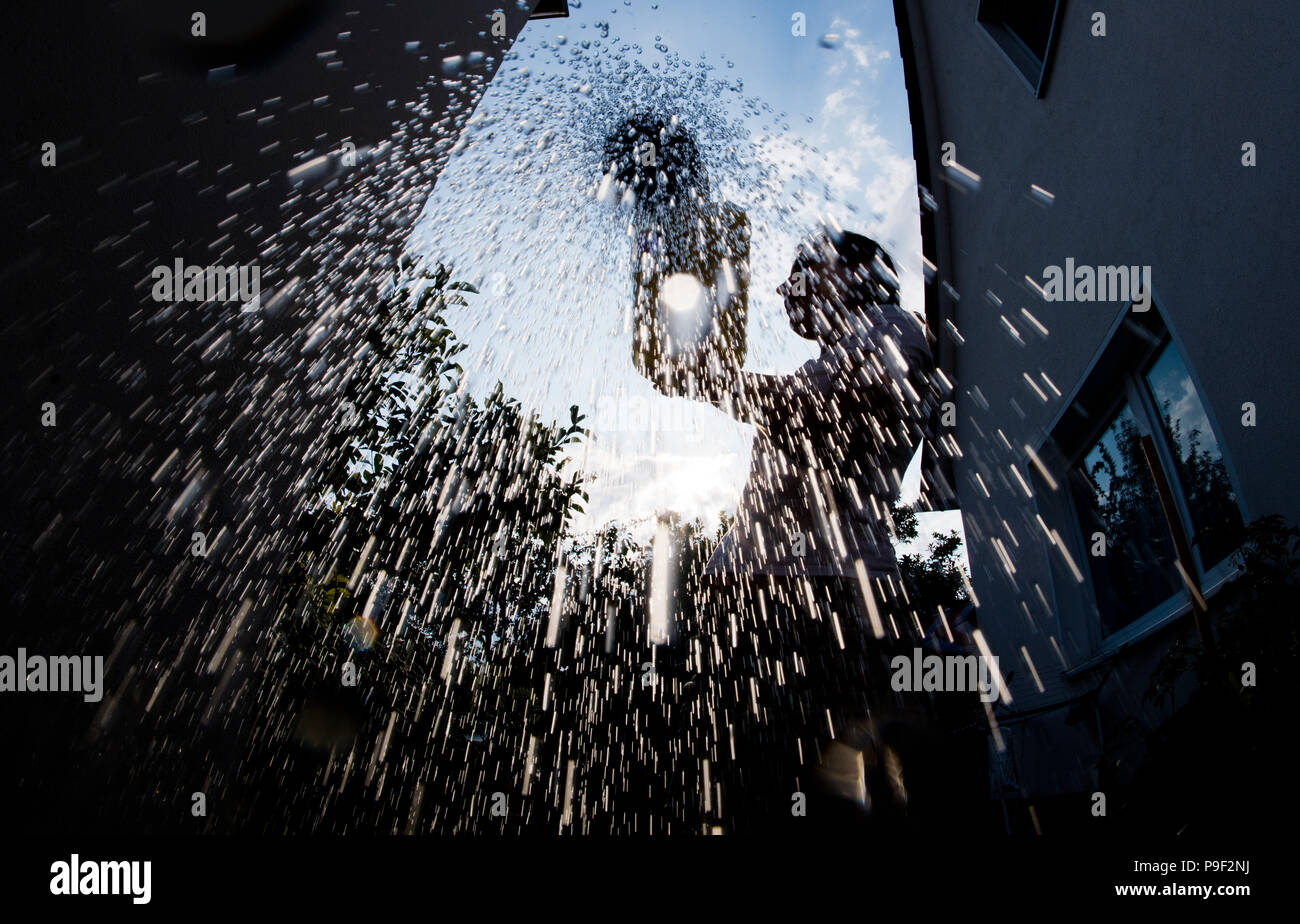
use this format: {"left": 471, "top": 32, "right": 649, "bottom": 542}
{"left": 648, "top": 361, "right": 796, "bottom": 427}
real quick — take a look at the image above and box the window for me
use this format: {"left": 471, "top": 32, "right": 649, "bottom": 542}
{"left": 1070, "top": 402, "right": 1182, "bottom": 636}
{"left": 529, "top": 0, "right": 570, "bottom": 19}
{"left": 976, "top": 0, "right": 1065, "bottom": 97}
{"left": 1042, "top": 306, "right": 1245, "bottom": 643}
{"left": 1143, "top": 346, "right": 1243, "bottom": 570}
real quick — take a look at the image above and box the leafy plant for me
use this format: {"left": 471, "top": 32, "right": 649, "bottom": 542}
{"left": 892, "top": 502, "right": 970, "bottom": 618}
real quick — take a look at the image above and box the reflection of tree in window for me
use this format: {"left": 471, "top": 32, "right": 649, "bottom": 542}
{"left": 1069, "top": 404, "right": 1180, "bottom": 636}
{"left": 1144, "top": 344, "right": 1244, "bottom": 570}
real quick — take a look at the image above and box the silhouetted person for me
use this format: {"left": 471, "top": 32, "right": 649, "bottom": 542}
{"left": 667, "top": 229, "right": 936, "bottom": 831}
{"left": 606, "top": 117, "right": 939, "bottom": 830}
{"left": 692, "top": 230, "right": 933, "bottom": 581}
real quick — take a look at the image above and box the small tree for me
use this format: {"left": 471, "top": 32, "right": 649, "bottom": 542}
{"left": 245, "top": 258, "right": 592, "bottom": 834}
{"left": 891, "top": 503, "right": 970, "bottom": 620}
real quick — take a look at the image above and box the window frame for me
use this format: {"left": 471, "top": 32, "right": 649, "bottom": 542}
{"left": 975, "top": 0, "right": 1066, "bottom": 98}
{"left": 1031, "top": 297, "right": 1247, "bottom": 664}
{"left": 528, "top": 0, "right": 570, "bottom": 20}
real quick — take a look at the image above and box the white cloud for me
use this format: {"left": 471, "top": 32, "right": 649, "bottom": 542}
{"left": 824, "top": 17, "right": 893, "bottom": 80}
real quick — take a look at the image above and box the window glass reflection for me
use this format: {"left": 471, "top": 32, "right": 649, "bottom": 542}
{"left": 1070, "top": 404, "right": 1181, "bottom": 636}
{"left": 1144, "top": 344, "right": 1244, "bottom": 570}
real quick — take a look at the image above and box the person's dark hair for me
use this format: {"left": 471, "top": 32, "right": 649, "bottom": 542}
{"left": 602, "top": 113, "right": 708, "bottom": 208}
{"left": 784, "top": 229, "right": 904, "bottom": 341}
{"left": 796, "top": 229, "right": 901, "bottom": 308}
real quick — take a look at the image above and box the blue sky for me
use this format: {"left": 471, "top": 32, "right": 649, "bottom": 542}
{"left": 410, "top": 0, "right": 963, "bottom": 555}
